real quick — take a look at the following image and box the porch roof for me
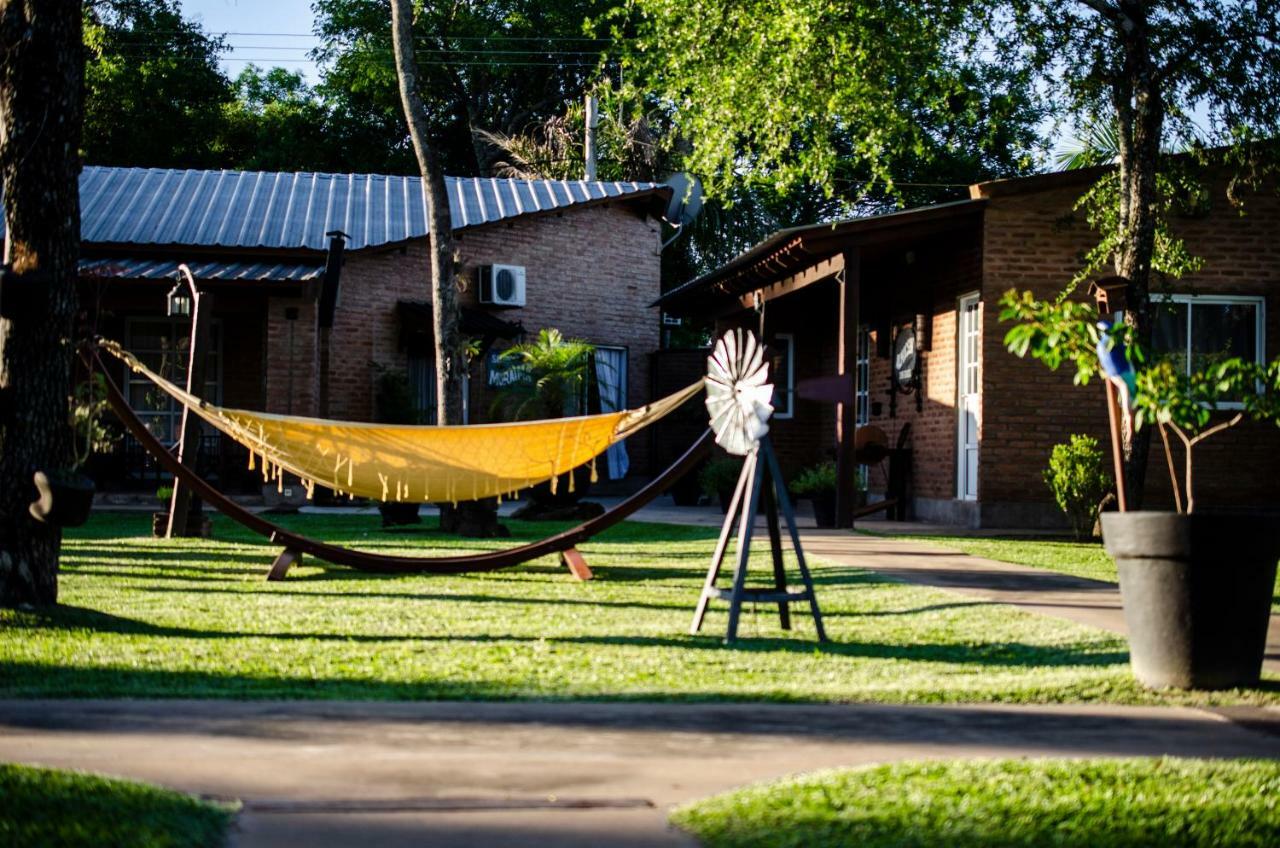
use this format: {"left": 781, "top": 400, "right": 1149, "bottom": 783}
{"left": 79, "top": 256, "right": 323, "bottom": 282}
{"left": 655, "top": 198, "right": 984, "bottom": 317}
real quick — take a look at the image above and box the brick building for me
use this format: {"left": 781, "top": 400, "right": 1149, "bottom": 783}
{"left": 74, "top": 166, "right": 671, "bottom": 495}
{"left": 657, "top": 167, "right": 1280, "bottom": 528}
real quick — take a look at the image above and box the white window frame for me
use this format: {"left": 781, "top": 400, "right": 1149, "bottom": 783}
{"left": 1151, "top": 293, "right": 1266, "bottom": 410}
{"left": 771, "top": 333, "right": 795, "bottom": 420}
{"left": 956, "top": 292, "right": 981, "bottom": 501}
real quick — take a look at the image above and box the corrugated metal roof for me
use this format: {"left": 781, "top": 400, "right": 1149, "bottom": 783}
{"left": 68, "top": 167, "right": 665, "bottom": 252}
{"left": 79, "top": 257, "right": 322, "bottom": 282}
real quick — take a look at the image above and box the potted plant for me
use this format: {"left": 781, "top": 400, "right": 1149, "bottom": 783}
{"left": 29, "top": 373, "right": 118, "bottom": 529}
{"left": 1003, "top": 289, "right": 1280, "bottom": 690}
{"left": 493, "top": 329, "right": 599, "bottom": 519}
{"left": 698, "top": 456, "right": 743, "bottom": 513}
{"left": 790, "top": 461, "right": 839, "bottom": 528}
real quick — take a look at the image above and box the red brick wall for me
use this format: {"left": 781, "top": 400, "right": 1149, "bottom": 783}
{"left": 978, "top": 176, "right": 1280, "bottom": 517}
{"left": 291, "top": 200, "right": 664, "bottom": 473}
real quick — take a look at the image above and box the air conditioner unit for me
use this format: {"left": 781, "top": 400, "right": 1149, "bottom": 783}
{"left": 478, "top": 264, "right": 526, "bottom": 307}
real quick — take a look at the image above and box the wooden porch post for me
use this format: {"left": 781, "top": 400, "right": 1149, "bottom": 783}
{"left": 835, "top": 248, "right": 860, "bottom": 528}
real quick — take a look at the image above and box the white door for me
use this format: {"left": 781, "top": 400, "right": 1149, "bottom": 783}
{"left": 957, "top": 293, "right": 980, "bottom": 500}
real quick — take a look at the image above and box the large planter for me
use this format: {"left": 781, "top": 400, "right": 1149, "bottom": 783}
{"left": 1102, "top": 511, "right": 1280, "bottom": 690}
{"left": 809, "top": 492, "right": 837, "bottom": 528}
{"left": 28, "top": 470, "right": 95, "bottom": 528}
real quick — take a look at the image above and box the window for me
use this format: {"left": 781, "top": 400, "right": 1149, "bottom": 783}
{"left": 409, "top": 357, "right": 469, "bottom": 424}
{"left": 125, "top": 318, "right": 221, "bottom": 444}
{"left": 594, "top": 346, "right": 630, "bottom": 479}
{"left": 770, "top": 334, "right": 795, "bottom": 419}
{"left": 1152, "top": 294, "right": 1265, "bottom": 406}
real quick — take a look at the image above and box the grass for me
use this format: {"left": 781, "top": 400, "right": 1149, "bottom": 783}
{"left": 0, "top": 512, "right": 1276, "bottom": 705}
{"left": 863, "top": 531, "right": 1280, "bottom": 610}
{"left": 671, "top": 757, "right": 1280, "bottom": 848}
{"left": 0, "top": 763, "right": 234, "bottom": 848}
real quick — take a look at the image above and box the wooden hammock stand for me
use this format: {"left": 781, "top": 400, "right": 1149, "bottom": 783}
{"left": 91, "top": 347, "right": 712, "bottom": 582}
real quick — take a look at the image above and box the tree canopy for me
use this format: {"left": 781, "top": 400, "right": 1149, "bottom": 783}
{"left": 83, "top": 0, "right": 232, "bottom": 168}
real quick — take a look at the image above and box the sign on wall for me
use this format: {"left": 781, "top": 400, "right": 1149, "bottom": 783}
{"left": 486, "top": 350, "right": 530, "bottom": 388}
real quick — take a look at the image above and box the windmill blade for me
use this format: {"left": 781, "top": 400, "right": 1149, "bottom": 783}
{"left": 704, "top": 328, "right": 776, "bottom": 457}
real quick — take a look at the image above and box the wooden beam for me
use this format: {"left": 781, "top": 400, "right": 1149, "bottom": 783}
{"left": 734, "top": 254, "right": 844, "bottom": 312}
{"left": 835, "top": 249, "right": 860, "bottom": 528}
{"left": 560, "top": 547, "right": 594, "bottom": 581}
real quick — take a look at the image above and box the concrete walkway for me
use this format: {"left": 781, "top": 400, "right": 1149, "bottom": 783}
{"left": 3, "top": 699, "right": 1279, "bottom": 847}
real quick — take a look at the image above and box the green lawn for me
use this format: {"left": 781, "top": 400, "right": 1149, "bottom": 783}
{"left": 864, "top": 531, "right": 1280, "bottom": 610}
{"left": 1, "top": 513, "right": 1276, "bottom": 705}
{"left": 0, "top": 763, "right": 234, "bottom": 848}
{"left": 671, "top": 757, "right": 1280, "bottom": 848}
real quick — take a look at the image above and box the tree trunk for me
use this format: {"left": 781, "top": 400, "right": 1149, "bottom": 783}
{"left": 1111, "top": 1, "right": 1163, "bottom": 509}
{"left": 390, "top": 0, "right": 464, "bottom": 426}
{"left": 0, "top": 1, "right": 84, "bottom": 607}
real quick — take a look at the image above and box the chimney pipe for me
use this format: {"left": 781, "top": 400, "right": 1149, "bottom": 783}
{"left": 584, "top": 94, "right": 599, "bottom": 181}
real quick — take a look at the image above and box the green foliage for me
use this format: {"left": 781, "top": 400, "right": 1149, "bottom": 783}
{"left": 155, "top": 486, "right": 172, "bottom": 506}
{"left": 790, "top": 462, "right": 837, "bottom": 498}
{"left": 1133, "top": 357, "right": 1280, "bottom": 436}
{"left": 671, "top": 757, "right": 1280, "bottom": 848}
{"left": 493, "top": 329, "right": 595, "bottom": 421}
{"left": 1069, "top": 169, "right": 1205, "bottom": 292}
{"left": 0, "top": 762, "right": 234, "bottom": 848}
{"left": 314, "top": 0, "right": 612, "bottom": 176}
{"left": 1043, "top": 435, "right": 1111, "bottom": 540}
{"left": 614, "top": 0, "right": 1043, "bottom": 203}
{"left": 698, "top": 456, "right": 743, "bottom": 497}
{"left": 998, "top": 290, "right": 1117, "bottom": 386}
{"left": 83, "top": 0, "right": 233, "bottom": 168}
{"left": 69, "top": 374, "right": 119, "bottom": 471}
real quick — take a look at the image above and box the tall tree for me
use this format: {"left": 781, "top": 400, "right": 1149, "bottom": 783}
{"left": 389, "top": 0, "right": 463, "bottom": 426}
{"left": 0, "top": 0, "right": 85, "bottom": 606}
{"left": 82, "top": 0, "right": 232, "bottom": 167}
{"left": 621, "top": 0, "right": 1280, "bottom": 505}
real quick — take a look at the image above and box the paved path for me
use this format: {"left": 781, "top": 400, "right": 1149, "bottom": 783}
{"left": 3, "top": 699, "right": 1279, "bottom": 848}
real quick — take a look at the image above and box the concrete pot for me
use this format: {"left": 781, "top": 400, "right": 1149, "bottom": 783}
{"left": 1102, "top": 511, "right": 1279, "bottom": 690}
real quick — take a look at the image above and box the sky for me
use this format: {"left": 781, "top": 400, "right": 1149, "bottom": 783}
{"left": 184, "top": 0, "right": 322, "bottom": 83}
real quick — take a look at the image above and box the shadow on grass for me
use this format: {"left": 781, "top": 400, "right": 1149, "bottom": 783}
{"left": 9, "top": 605, "right": 1128, "bottom": 668}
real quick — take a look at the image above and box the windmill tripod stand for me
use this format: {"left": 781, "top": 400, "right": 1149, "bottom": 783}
{"left": 690, "top": 435, "right": 827, "bottom": 644}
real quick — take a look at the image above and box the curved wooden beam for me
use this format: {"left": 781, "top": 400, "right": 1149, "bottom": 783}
{"left": 91, "top": 349, "right": 712, "bottom": 576}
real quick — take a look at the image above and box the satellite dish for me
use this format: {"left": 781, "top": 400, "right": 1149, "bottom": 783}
{"left": 662, "top": 172, "right": 704, "bottom": 228}
{"left": 705, "top": 329, "right": 774, "bottom": 456}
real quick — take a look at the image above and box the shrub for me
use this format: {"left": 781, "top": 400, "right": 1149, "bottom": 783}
{"left": 1043, "top": 434, "right": 1111, "bottom": 539}
{"left": 699, "top": 456, "right": 743, "bottom": 497}
{"left": 790, "top": 461, "right": 837, "bottom": 498}
{"left": 155, "top": 485, "right": 173, "bottom": 505}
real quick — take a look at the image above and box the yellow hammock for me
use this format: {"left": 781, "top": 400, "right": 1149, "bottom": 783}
{"left": 101, "top": 340, "right": 704, "bottom": 505}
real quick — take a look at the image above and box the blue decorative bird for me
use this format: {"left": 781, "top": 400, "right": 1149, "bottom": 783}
{"left": 1096, "top": 319, "right": 1136, "bottom": 410}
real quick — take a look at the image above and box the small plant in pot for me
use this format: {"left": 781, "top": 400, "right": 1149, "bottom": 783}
{"left": 29, "top": 374, "right": 118, "bottom": 529}
{"left": 699, "top": 455, "right": 743, "bottom": 513}
{"left": 1003, "top": 289, "right": 1280, "bottom": 690}
{"left": 790, "top": 461, "right": 838, "bottom": 528}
